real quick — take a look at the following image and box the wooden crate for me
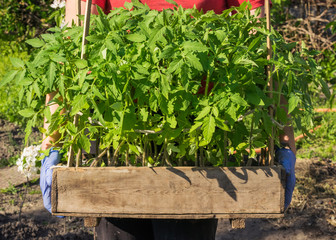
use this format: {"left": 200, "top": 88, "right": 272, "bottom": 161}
{"left": 51, "top": 166, "right": 286, "bottom": 219}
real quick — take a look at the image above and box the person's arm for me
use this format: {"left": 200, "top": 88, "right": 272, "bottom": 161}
{"left": 41, "top": 91, "right": 63, "bottom": 150}
{"left": 279, "top": 95, "right": 296, "bottom": 155}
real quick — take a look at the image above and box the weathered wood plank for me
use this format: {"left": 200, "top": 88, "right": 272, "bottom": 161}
{"left": 52, "top": 166, "right": 285, "bottom": 219}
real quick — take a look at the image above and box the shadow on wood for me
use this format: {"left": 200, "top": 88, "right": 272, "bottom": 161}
{"left": 52, "top": 166, "right": 285, "bottom": 219}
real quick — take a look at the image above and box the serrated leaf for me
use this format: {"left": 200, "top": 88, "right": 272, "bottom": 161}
{"left": 75, "top": 59, "right": 88, "bottom": 69}
{"left": 236, "top": 58, "right": 257, "bottom": 67}
{"left": 195, "top": 106, "right": 211, "bottom": 120}
{"left": 26, "top": 38, "right": 45, "bottom": 48}
{"left": 78, "top": 135, "right": 91, "bottom": 153}
{"left": 231, "top": 93, "right": 248, "bottom": 106}
{"left": 50, "top": 54, "right": 67, "bottom": 63}
{"left": 125, "top": 33, "right": 146, "bottom": 42}
{"left": 159, "top": 45, "right": 175, "bottom": 59}
{"left": 41, "top": 34, "right": 56, "bottom": 42}
{"left": 19, "top": 108, "right": 35, "bottom": 118}
{"left": 129, "top": 144, "right": 140, "bottom": 156}
{"left": 0, "top": 70, "right": 18, "bottom": 87}
{"left": 124, "top": 1, "right": 133, "bottom": 10}
{"left": 167, "top": 143, "right": 180, "bottom": 155}
{"left": 92, "top": 85, "right": 106, "bottom": 100}
{"left": 48, "top": 62, "right": 56, "bottom": 89}
{"left": 164, "top": 0, "right": 178, "bottom": 6}
{"left": 111, "top": 102, "right": 123, "bottom": 111}
{"left": 182, "top": 41, "right": 208, "bottom": 52}
{"left": 189, "top": 121, "right": 203, "bottom": 133}
{"left": 202, "top": 115, "right": 216, "bottom": 144}
{"left": 67, "top": 122, "right": 78, "bottom": 135}
{"left": 248, "top": 36, "right": 262, "bottom": 52}
{"left": 140, "top": 108, "right": 149, "bottom": 122}
{"left": 253, "top": 141, "right": 266, "bottom": 148}
{"left": 215, "top": 118, "right": 230, "bottom": 131}
{"left": 10, "top": 58, "right": 25, "bottom": 68}
{"left": 186, "top": 54, "right": 203, "bottom": 71}
{"left": 168, "top": 58, "right": 183, "bottom": 73}
{"left": 14, "top": 69, "right": 26, "bottom": 84}
{"left": 288, "top": 94, "right": 300, "bottom": 114}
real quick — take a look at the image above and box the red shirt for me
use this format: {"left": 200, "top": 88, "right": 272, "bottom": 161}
{"left": 83, "top": 0, "right": 266, "bottom": 14}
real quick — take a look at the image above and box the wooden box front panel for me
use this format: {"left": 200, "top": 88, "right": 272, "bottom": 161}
{"left": 52, "top": 166, "right": 285, "bottom": 219}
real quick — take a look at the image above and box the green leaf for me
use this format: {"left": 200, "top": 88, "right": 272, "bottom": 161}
{"left": 111, "top": 102, "right": 123, "bottom": 111}
{"left": 92, "top": 85, "right": 106, "bottom": 100}
{"left": 10, "top": 58, "right": 25, "bottom": 68}
{"left": 195, "top": 106, "right": 211, "bottom": 120}
{"left": 159, "top": 45, "right": 176, "bottom": 59}
{"left": 129, "top": 144, "right": 140, "bottom": 156}
{"left": 182, "top": 41, "right": 208, "bottom": 52}
{"left": 168, "top": 58, "right": 183, "bottom": 73}
{"left": 48, "top": 62, "right": 56, "bottom": 90}
{"left": 0, "top": 70, "right": 18, "bottom": 87}
{"left": 215, "top": 118, "right": 230, "bottom": 131}
{"left": 164, "top": 0, "right": 178, "bottom": 6}
{"left": 26, "top": 38, "right": 45, "bottom": 48}
{"left": 50, "top": 54, "right": 67, "bottom": 63}
{"left": 262, "top": 111, "right": 273, "bottom": 135}
{"left": 288, "top": 94, "right": 300, "bottom": 114}
{"left": 67, "top": 122, "right": 78, "bottom": 135}
{"left": 248, "top": 36, "right": 262, "bottom": 52}
{"left": 78, "top": 135, "right": 91, "bottom": 153}
{"left": 75, "top": 59, "right": 88, "bottom": 69}
{"left": 236, "top": 58, "right": 257, "bottom": 67}
{"left": 253, "top": 141, "right": 266, "bottom": 148}
{"left": 167, "top": 143, "right": 180, "bottom": 155}
{"left": 231, "top": 93, "right": 248, "bottom": 106}
{"left": 124, "top": 1, "right": 133, "bottom": 10}
{"left": 189, "top": 121, "right": 203, "bottom": 133}
{"left": 41, "top": 34, "right": 56, "bottom": 42}
{"left": 319, "top": 78, "right": 331, "bottom": 99}
{"left": 14, "top": 70, "right": 26, "bottom": 84}
{"left": 139, "top": 108, "right": 149, "bottom": 122}
{"left": 202, "top": 115, "right": 216, "bottom": 144}
{"left": 186, "top": 54, "right": 203, "bottom": 71}
{"left": 19, "top": 108, "right": 35, "bottom": 118}
{"left": 71, "top": 95, "right": 87, "bottom": 116}
{"left": 125, "top": 33, "right": 146, "bottom": 42}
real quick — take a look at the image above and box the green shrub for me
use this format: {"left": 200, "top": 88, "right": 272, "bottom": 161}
{"left": 0, "top": 40, "right": 28, "bottom": 125}
{"left": 3, "top": 2, "right": 329, "bottom": 166}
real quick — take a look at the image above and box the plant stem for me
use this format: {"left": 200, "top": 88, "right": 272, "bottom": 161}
{"left": 164, "top": 138, "right": 172, "bottom": 166}
{"left": 204, "top": 69, "right": 210, "bottom": 97}
{"left": 200, "top": 147, "right": 204, "bottom": 167}
{"left": 112, "top": 140, "right": 125, "bottom": 166}
{"left": 224, "top": 131, "right": 228, "bottom": 166}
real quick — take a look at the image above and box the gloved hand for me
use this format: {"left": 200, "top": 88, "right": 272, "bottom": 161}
{"left": 275, "top": 148, "right": 296, "bottom": 210}
{"left": 40, "top": 149, "right": 63, "bottom": 216}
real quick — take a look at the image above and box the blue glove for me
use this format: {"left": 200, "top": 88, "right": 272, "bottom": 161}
{"left": 276, "top": 148, "right": 296, "bottom": 210}
{"left": 40, "top": 149, "right": 63, "bottom": 216}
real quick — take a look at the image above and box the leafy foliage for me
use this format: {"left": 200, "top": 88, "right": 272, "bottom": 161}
{"left": 296, "top": 112, "right": 336, "bottom": 162}
{"left": 6, "top": 1, "right": 325, "bottom": 166}
{"left": 0, "top": 41, "right": 28, "bottom": 125}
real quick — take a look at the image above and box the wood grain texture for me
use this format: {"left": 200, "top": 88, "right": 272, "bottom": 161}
{"left": 52, "top": 166, "right": 285, "bottom": 219}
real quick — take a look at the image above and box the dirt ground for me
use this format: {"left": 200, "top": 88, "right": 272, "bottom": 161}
{"left": 0, "top": 119, "right": 335, "bottom": 239}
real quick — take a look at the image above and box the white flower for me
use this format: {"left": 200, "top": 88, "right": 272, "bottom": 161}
{"left": 16, "top": 145, "right": 41, "bottom": 179}
{"left": 51, "top": 0, "right": 66, "bottom": 9}
{"left": 60, "top": 19, "right": 67, "bottom": 29}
